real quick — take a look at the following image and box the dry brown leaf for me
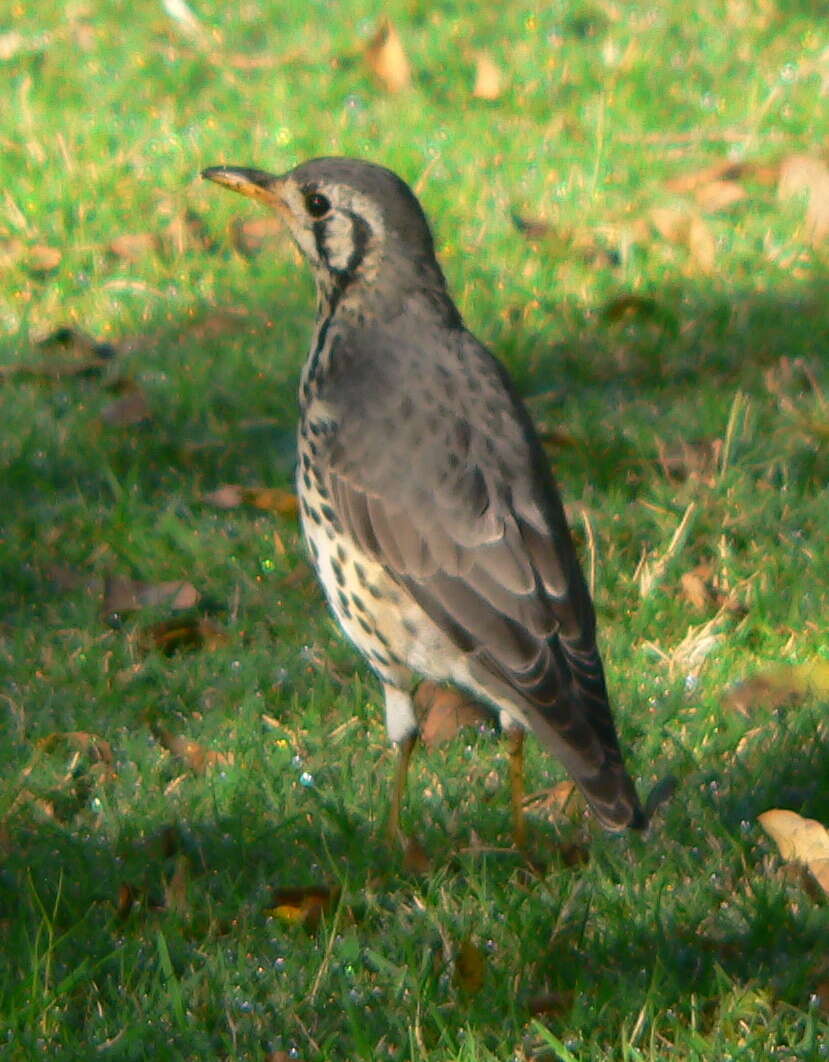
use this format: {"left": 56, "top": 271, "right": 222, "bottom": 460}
{"left": 524, "top": 780, "right": 579, "bottom": 820}
{"left": 680, "top": 567, "right": 714, "bottom": 611}
{"left": 139, "top": 616, "right": 228, "bottom": 655}
{"left": 202, "top": 484, "right": 299, "bottom": 516}
{"left": 28, "top": 245, "right": 61, "bottom": 273}
{"left": 758, "top": 809, "right": 829, "bottom": 895}
{"left": 230, "top": 215, "right": 285, "bottom": 257}
{"left": 365, "top": 18, "right": 411, "bottom": 93}
{"left": 778, "top": 154, "right": 829, "bottom": 246}
{"left": 666, "top": 160, "right": 748, "bottom": 194}
{"left": 403, "top": 835, "right": 431, "bottom": 875}
{"left": 601, "top": 294, "right": 662, "bottom": 324}
{"left": 454, "top": 937, "right": 485, "bottom": 994}
{"left": 37, "top": 730, "right": 113, "bottom": 765}
{"left": 116, "top": 882, "right": 137, "bottom": 920}
{"left": 157, "top": 728, "right": 233, "bottom": 773}
{"left": 650, "top": 205, "right": 691, "bottom": 243}
{"left": 245, "top": 487, "right": 300, "bottom": 515}
{"left": 687, "top": 214, "right": 717, "bottom": 273}
{"left": 415, "top": 682, "right": 490, "bottom": 749}
{"left": 527, "top": 990, "right": 574, "bottom": 1017}
{"left": 472, "top": 51, "right": 503, "bottom": 100}
{"left": 815, "top": 981, "right": 829, "bottom": 1016}
{"left": 694, "top": 180, "right": 747, "bottom": 213}
{"left": 108, "top": 232, "right": 160, "bottom": 261}
{"left": 100, "top": 385, "right": 152, "bottom": 427}
{"left": 268, "top": 885, "right": 340, "bottom": 930}
{"left": 650, "top": 203, "right": 717, "bottom": 270}
{"left": 103, "top": 576, "right": 201, "bottom": 619}
{"left": 726, "top": 659, "right": 829, "bottom": 715}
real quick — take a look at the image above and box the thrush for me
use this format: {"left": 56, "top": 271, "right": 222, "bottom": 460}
{"left": 202, "top": 157, "right": 645, "bottom": 842}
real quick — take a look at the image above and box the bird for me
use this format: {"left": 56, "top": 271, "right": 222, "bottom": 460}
{"left": 202, "top": 157, "right": 646, "bottom": 844}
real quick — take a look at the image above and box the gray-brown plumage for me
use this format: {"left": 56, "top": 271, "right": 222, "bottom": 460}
{"left": 202, "top": 157, "right": 645, "bottom": 837}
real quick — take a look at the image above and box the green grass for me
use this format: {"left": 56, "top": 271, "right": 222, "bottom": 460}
{"left": 2, "top": 1, "right": 829, "bottom": 1058}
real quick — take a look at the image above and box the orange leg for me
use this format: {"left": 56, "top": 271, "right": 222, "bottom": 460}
{"left": 506, "top": 727, "right": 527, "bottom": 849}
{"left": 387, "top": 733, "right": 417, "bottom": 844}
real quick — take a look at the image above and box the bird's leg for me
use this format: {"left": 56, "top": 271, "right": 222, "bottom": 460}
{"left": 382, "top": 683, "right": 418, "bottom": 844}
{"left": 387, "top": 732, "right": 417, "bottom": 844}
{"left": 505, "top": 726, "right": 527, "bottom": 849}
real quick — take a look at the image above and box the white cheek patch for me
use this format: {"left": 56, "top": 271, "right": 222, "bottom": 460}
{"left": 322, "top": 212, "right": 357, "bottom": 272}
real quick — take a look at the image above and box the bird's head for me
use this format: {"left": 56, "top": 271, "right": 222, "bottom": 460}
{"left": 202, "top": 156, "right": 451, "bottom": 311}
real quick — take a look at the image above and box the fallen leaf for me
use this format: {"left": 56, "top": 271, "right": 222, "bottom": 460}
{"left": 601, "top": 294, "right": 662, "bottom": 324}
{"left": 365, "top": 18, "right": 411, "bottom": 93}
{"left": 403, "top": 835, "right": 431, "bottom": 875}
{"left": 415, "top": 682, "right": 491, "bottom": 749}
{"left": 694, "top": 180, "right": 747, "bottom": 213}
{"left": 103, "top": 576, "right": 201, "bottom": 621}
{"left": 108, "top": 232, "right": 160, "bottom": 261}
{"left": 267, "top": 885, "right": 340, "bottom": 930}
{"left": 687, "top": 214, "right": 717, "bottom": 272}
{"left": 666, "top": 160, "right": 749, "bottom": 194}
{"left": 726, "top": 659, "right": 829, "bottom": 715}
{"left": 36, "top": 731, "right": 113, "bottom": 765}
{"left": 246, "top": 487, "right": 300, "bottom": 515}
{"left": 139, "top": 616, "right": 228, "bottom": 655}
{"left": 28, "top": 245, "right": 62, "bottom": 274}
{"left": 650, "top": 205, "right": 691, "bottom": 243}
{"left": 157, "top": 728, "right": 233, "bottom": 773}
{"left": 116, "top": 882, "right": 137, "bottom": 920}
{"left": 230, "top": 215, "right": 285, "bottom": 257}
{"left": 680, "top": 566, "right": 714, "bottom": 611}
{"left": 511, "top": 212, "right": 560, "bottom": 244}
{"left": 100, "top": 385, "right": 152, "bottom": 426}
{"left": 454, "top": 936, "right": 485, "bottom": 994}
{"left": 202, "top": 484, "right": 299, "bottom": 516}
{"left": 758, "top": 809, "right": 829, "bottom": 895}
{"left": 527, "top": 990, "right": 574, "bottom": 1017}
{"left": 472, "top": 52, "right": 503, "bottom": 100}
{"left": 524, "top": 780, "right": 579, "bottom": 819}
{"left": 814, "top": 981, "right": 829, "bottom": 1016}
{"left": 778, "top": 154, "right": 829, "bottom": 245}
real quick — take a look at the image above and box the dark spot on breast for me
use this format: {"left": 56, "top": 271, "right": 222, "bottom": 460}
{"left": 367, "top": 583, "right": 383, "bottom": 599}
{"left": 307, "top": 506, "right": 321, "bottom": 525}
{"left": 354, "top": 562, "right": 366, "bottom": 584}
{"left": 321, "top": 504, "right": 339, "bottom": 527}
{"left": 351, "top": 593, "right": 366, "bottom": 613}
{"left": 308, "top": 539, "right": 319, "bottom": 561}
{"left": 402, "top": 618, "right": 418, "bottom": 636}
{"left": 331, "top": 557, "right": 345, "bottom": 585}
{"left": 337, "top": 590, "right": 352, "bottom": 617}
{"left": 370, "top": 650, "right": 390, "bottom": 667}
{"left": 303, "top": 472, "right": 312, "bottom": 490}
{"left": 336, "top": 543, "right": 347, "bottom": 564}
{"left": 357, "top": 616, "right": 374, "bottom": 635}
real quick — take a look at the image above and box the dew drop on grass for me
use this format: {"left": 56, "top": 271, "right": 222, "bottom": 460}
{"left": 231, "top": 660, "right": 241, "bottom": 671}
{"left": 299, "top": 771, "right": 314, "bottom": 787}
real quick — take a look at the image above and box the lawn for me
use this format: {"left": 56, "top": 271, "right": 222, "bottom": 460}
{"left": 1, "top": 1, "right": 828, "bottom": 1058}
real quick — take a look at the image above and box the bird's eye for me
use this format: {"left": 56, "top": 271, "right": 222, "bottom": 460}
{"left": 305, "top": 192, "right": 330, "bottom": 218}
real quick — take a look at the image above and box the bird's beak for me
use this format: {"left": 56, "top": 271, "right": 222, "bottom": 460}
{"left": 201, "top": 166, "right": 288, "bottom": 213}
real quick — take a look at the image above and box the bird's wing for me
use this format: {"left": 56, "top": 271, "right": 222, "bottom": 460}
{"left": 314, "top": 325, "right": 641, "bottom": 828}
